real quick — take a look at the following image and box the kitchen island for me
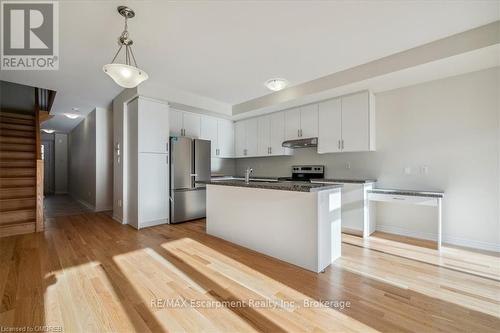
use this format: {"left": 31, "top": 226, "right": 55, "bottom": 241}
{"left": 199, "top": 179, "right": 343, "bottom": 273}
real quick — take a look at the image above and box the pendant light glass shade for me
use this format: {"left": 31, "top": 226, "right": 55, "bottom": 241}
{"left": 103, "top": 63, "right": 148, "bottom": 88}
{"left": 103, "top": 6, "right": 148, "bottom": 88}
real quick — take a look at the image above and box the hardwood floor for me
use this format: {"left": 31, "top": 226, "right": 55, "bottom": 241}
{"left": 0, "top": 213, "right": 499, "bottom": 332}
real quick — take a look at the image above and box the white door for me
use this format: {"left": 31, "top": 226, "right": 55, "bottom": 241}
{"left": 169, "top": 109, "right": 183, "bottom": 137}
{"left": 300, "top": 104, "right": 318, "bottom": 138}
{"left": 285, "top": 107, "right": 301, "bottom": 140}
{"left": 217, "top": 119, "right": 234, "bottom": 158}
{"left": 269, "top": 112, "right": 287, "bottom": 156}
{"left": 341, "top": 92, "right": 370, "bottom": 152}
{"left": 318, "top": 98, "right": 342, "bottom": 153}
{"left": 257, "top": 116, "right": 270, "bottom": 156}
{"left": 234, "top": 121, "right": 246, "bottom": 157}
{"left": 245, "top": 118, "right": 258, "bottom": 157}
{"left": 182, "top": 112, "right": 201, "bottom": 138}
{"left": 200, "top": 116, "right": 218, "bottom": 157}
{"left": 138, "top": 153, "right": 169, "bottom": 226}
{"left": 138, "top": 98, "right": 169, "bottom": 154}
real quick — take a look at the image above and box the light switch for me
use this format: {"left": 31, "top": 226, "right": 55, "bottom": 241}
{"left": 420, "top": 166, "right": 429, "bottom": 175}
{"left": 404, "top": 167, "right": 411, "bottom": 175}
{"left": 345, "top": 162, "right": 351, "bottom": 169}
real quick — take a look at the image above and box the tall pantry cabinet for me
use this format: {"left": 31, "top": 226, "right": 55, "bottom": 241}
{"left": 126, "top": 96, "right": 170, "bottom": 229}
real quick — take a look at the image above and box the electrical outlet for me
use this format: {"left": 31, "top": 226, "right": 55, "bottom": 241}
{"left": 420, "top": 166, "right": 429, "bottom": 175}
{"left": 404, "top": 167, "right": 411, "bottom": 175}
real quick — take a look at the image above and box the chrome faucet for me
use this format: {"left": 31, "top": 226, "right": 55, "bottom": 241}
{"left": 245, "top": 167, "right": 254, "bottom": 184}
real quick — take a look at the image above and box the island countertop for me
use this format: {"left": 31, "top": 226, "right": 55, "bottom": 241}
{"left": 197, "top": 179, "right": 343, "bottom": 192}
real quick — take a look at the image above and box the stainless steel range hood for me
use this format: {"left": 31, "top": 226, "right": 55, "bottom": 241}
{"left": 282, "top": 137, "right": 318, "bottom": 149}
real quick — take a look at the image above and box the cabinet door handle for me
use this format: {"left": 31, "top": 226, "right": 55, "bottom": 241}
{"left": 269, "top": 147, "right": 272, "bottom": 154}
{"left": 166, "top": 155, "right": 169, "bottom": 164}
{"left": 166, "top": 142, "right": 169, "bottom": 153}
{"left": 341, "top": 140, "right": 344, "bottom": 150}
{"left": 297, "top": 129, "right": 300, "bottom": 137}
{"left": 300, "top": 129, "right": 303, "bottom": 137}
{"left": 338, "top": 140, "right": 341, "bottom": 150}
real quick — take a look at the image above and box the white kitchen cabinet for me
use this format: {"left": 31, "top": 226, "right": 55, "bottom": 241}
{"left": 136, "top": 98, "right": 170, "bottom": 154}
{"left": 138, "top": 152, "right": 169, "bottom": 226}
{"left": 236, "top": 112, "right": 291, "bottom": 158}
{"left": 318, "top": 98, "right": 342, "bottom": 153}
{"left": 285, "top": 107, "right": 301, "bottom": 140}
{"left": 169, "top": 108, "right": 183, "bottom": 137}
{"left": 169, "top": 110, "right": 201, "bottom": 138}
{"left": 269, "top": 112, "right": 287, "bottom": 156}
{"left": 318, "top": 91, "right": 375, "bottom": 153}
{"left": 183, "top": 112, "right": 201, "bottom": 138}
{"left": 126, "top": 96, "right": 170, "bottom": 229}
{"left": 200, "top": 116, "right": 218, "bottom": 157}
{"left": 299, "top": 104, "right": 318, "bottom": 138}
{"left": 285, "top": 105, "right": 318, "bottom": 140}
{"left": 245, "top": 118, "right": 258, "bottom": 157}
{"left": 234, "top": 121, "right": 246, "bottom": 157}
{"left": 257, "top": 116, "right": 271, "bottom": 156}
{"left": 217, "top": 119, "right": 234, "bottom": 158}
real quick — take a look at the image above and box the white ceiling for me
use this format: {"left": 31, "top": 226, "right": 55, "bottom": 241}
{"left": 1, "top": 0, "right": 499, "bottom": 132}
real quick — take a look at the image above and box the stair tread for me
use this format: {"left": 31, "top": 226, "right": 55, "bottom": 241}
{"left": 0, "top": 220, "right": 37, "bottom": 228}
{"left": 0, "top": 196, "right": 36, "bottom": 201}
{"left": 0, "top": 112, "right": 34, "bottom": 119}
{"left": 0, "top": 208, "right": 36, "bottom": 213}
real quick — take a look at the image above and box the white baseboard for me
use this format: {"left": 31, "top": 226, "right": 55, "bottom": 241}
{"left": 73, "top": 197, "right": 96, "bottom": 212}
{"left": 134, "top": 218, "right": 169, "bottom": 230}
{"left": 111, "top": 214, "right": 125, "bottom": 225}
{"left": 376, "top": 224, "right": 500, "bottom": 253}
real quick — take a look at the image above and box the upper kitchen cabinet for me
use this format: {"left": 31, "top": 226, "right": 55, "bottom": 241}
{"left": 245, "top": 118, "right": 259, "bottom": 157}
{"left": 318, "top": 91, "right": 375, "bottom": 153}
{"left": 200, "top": 116, "right": 234, "bottom": 158}
{"left": 233, "top": 118, "right": 259, "bottom": 158}
{"left": 285, "top": 107, "right": 301, "bottom": 140}
{"left": 285, "top": 104, "right": 318, "bottom": 140}
{"left": 169, "top": 108, "right": 183, "bottom": 137}
{"left": 217, "top": 119, "right": 234, "bottom": 158}
{"left": 318, "top": 98, "right": 342, "bottom": 153}
{"left": 234, "top": 120, "right": 246, "bottom": 157}
{"left": 183, "top": 112, "right": 201, "bottom": 138}
{"left": 169, "top": 109, "right": 201, "bottom": 138}
{"left": 300, "top": 104, "right": 319, "bottom": 138}
{"left": 129, "top": 97, "right": 169, "bottom": 154}
{"left": 236, "top": 113, "right": 292, "bottom": 158}
{"left": 258, "top": 112, "right": 292, "bottom": 156}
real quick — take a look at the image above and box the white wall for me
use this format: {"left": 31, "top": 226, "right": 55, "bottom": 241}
{"left": 54, "top": 133, "right": 68, "bottom": 193}
{"left": 95, "top": 108, "right": 113, "bottom": 211}
{"left": 236, "top": 67, "right": 500, "bottom": 251}
{"left": 69, "top": 110, "right": 96, "bottom": 208}
{"left": 69, "top": 108, "right": 113, "bottom": 211}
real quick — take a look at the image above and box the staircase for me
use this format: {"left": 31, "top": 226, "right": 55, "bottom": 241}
{"left": 0, "top": 111, "right": 42, "bottom": 237}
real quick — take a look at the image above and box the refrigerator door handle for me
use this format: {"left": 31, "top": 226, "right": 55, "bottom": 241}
{"left": 190, "top": 173, "right": 198, "bottom": 177}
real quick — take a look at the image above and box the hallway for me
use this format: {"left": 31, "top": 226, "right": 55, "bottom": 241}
{"left": 44, "top": 194, "right": 91, "bottom": 218}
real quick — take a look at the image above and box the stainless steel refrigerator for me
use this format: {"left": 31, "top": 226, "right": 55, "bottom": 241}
{"left": 169, "top": 137, "right": 211, "bottom": 223}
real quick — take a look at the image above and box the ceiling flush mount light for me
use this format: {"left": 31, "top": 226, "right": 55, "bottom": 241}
{"left": 103, "top": 6, "right": 149, "bottom": 88}
{"left": 41, "top": 129, "right": 55, "bottom": 134}
{"left": 265, "top": 78, "right": 289, "bottom": 92}
{"left": 64, "top": 113, "right": 79, "bottom": 119}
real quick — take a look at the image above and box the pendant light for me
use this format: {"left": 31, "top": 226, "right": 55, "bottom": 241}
{"left": 103, "top": 6, "right": 149, "bottom": 88}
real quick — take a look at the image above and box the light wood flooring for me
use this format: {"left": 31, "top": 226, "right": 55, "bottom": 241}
{"left": 0, "top": 213, "right": 499, "bottom": 332}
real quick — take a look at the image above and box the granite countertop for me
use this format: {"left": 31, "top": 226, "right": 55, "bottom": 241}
{"left": 198, "top": 180, "right": 343, "bottom": 193}
{"left": 368, "top": 188, "right": 444, "bottom": 198}
{"left": 310, "top": 178, "right": 377, "bottom": 184}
